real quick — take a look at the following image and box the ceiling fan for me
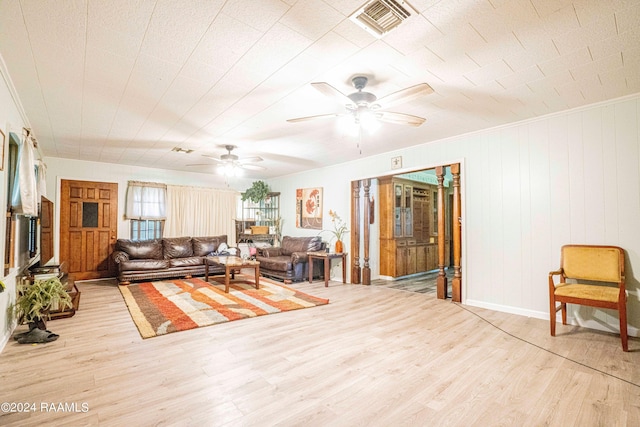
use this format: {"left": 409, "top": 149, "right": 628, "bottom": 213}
{"left": 188, "top": 145, "right": 265, "bottom": 175}
{"left": 287, "top": 75, "right": 434, "bottom": 127}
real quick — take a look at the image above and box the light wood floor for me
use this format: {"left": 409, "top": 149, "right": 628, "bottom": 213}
{"left": 1, "top": 276, "right": 639, "bottom": 426}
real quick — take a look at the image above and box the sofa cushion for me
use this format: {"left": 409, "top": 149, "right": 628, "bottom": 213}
{"left": 116, "top": 239, "right": 163, "bottom": 260}
{"left": 258, "top": 256, "right": 292, "bottom": 272}
{"left": 169, "top": 256, "right": 204, "bottom": 268}
{"left": 121, "top": 259, "right": 170, "bottom": 271}
{"left": 192, "top": 235, "right": 227, "bottom": 256}
{"left": 163, "top": 237, "right": 193, "bottom": 259}
{"left": 280, "top": 236, "right": 323, "bottom": 254}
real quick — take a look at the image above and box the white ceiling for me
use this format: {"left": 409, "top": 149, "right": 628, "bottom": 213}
{"left": 1, "top": 0, "right": 639, "bottom": 179}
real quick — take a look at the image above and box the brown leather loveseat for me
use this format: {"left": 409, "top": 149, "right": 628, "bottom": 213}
{"left": 112, "top": 236, "right": 227, "bottom": 285}
{"left": 256, "top": 235, "right": 324, "bottom": 282}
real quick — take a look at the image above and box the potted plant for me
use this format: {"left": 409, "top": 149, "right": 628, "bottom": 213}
{"left": 321, "top": 210, "right": 348, "bottom": 253}
{"left": 242, "top": 180, "right": 270, "bottom": 204}
{"left": 13, "top": 276, "right": 73, "bottom": 344}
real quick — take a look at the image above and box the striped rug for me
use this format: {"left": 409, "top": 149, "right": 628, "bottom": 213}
{"left": 119, "top": 276, "right": 329, "bottom": 338}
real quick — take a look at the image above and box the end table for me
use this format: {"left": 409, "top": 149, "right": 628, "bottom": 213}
{"left": 308, "top": 251, "right": 347, "bottom": 287}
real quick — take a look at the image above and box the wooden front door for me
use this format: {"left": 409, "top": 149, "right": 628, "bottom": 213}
{"left": 60, "top": 180, "right": 118, "bottom": 280}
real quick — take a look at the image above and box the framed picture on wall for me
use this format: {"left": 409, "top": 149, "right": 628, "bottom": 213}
{"left": 296, "top": 187, "right": 323, "bottom": 230}
{"left": 0, "top": 128, "right": 4, "bottom": 171}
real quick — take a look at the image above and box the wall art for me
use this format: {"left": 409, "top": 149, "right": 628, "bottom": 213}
{"left": 296, "top": 187, "right": 322, "bottom": 229}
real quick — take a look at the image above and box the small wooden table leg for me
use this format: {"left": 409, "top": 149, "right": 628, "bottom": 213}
{"left": 204, "top": 262, "right": 209, "bottom": 282}
{"left": 254, "top": 265, "right": 260, "bottom": 289}
{"left": 308, "top": 256, "right": 313, "bottom": 283}
{"left": 225, "top": 265, "right": 231, "bottom": 293}
{"left": 324, "top": 257, "right": 330, "bottom": 287}
{"left": 342, "top": 254, "right": 346, "bottom": 283}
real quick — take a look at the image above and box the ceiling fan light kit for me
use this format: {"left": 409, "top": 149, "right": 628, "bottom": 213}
{"left": 288, "top": 75, "right": 433, "bottom": 129}
{"left": 189, "top": 144, "right": 265, "bottom": 177}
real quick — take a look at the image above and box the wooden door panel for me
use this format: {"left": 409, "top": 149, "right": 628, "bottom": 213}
{"left": 68, "top": 231, "right": 83, "bottom": 272}
{"left": 101, "top": 203, "right": 112, "bottom": 227}
{"left": 97, "top": 231, "right": 111, "bottom": 271}
{"left": 60, "top": 180, "right": 118, "bottom": 280}
{"left": 86, "top": 231, "right": 96, "bottom": 271}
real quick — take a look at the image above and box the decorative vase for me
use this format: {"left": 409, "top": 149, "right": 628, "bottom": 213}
{"left": 334, "top": 240, "right": 343, "bottom": 253}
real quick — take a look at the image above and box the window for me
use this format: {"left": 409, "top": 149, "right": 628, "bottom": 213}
{"left": 125, "top": 181, "right": 167, "bottom": 240}
{"left": 130, "top": 219, "right": 164, "bottom": 241}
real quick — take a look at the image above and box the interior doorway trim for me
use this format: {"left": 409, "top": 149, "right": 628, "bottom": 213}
{"left": 351, "top": 160, "right": 464, "bottom": 301}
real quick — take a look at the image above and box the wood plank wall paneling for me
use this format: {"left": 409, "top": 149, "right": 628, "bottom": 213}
{"left": 548, "top": 115, "right": 571, "bottom": 270}
{"left": 582, "top": 108, "right": 606, "bottom": 242}
{"left": 567, "top": 112, "right": 587, "bottom": 242}
{"left": 602, "top": 105, "right": 619, "bottom": 243}
{"left": 464, "top": 98, "right": 640, "bottom": 335}
{"left": 500, "top": 127, "right": 521, "bottom": 307}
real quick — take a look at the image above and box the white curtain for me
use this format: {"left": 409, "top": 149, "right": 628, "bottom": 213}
{"left": 165, "top": 185, "right": 238, "bottom": 244}
{"left": 125, "top": 181, "right": 167, "bottom": 219}
{"left": 36, "top": 160, "right": 47, "bottom": 199}
{"left": 11, "top": 134, "right": 38, "bottom": 216}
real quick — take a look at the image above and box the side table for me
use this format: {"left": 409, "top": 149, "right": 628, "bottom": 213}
{"left": 308, "top": 251, "right": 347, "bottom": 287}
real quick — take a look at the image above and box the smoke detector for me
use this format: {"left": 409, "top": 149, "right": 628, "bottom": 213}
{"left": 349, "top": 0, "right": 418, "bottom": 38}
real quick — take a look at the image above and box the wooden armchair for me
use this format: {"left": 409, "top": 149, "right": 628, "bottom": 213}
{"left": 549, "top": 244, "right": 628, "bottom": 351}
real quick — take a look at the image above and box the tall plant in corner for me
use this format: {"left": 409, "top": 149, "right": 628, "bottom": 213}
{"left": 242, "top": 180, "right": 270, "bottom": 204}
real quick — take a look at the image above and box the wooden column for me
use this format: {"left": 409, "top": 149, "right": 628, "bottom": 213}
{"left": 362, "top": 179, "right": 371, "bottom": 285}
{"left": 436, "top": 166, "right": 448, "bottom": 299}
{"left": 451, "top": 163, "right": 462, "bottom": 302}
{"left": 350, "top": 180, "right": 361, "bottom": 284}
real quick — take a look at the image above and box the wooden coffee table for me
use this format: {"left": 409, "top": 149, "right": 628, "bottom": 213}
{"left": 204, "top": 256, "right": 260, "bottom": 293}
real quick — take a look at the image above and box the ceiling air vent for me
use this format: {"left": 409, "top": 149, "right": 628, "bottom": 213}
{"left": 349, "top": 0, "right": 418, "bottom": 38}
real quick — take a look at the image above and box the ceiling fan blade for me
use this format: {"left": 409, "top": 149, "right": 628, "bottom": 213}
{"left": 241, "top": 164, "right": 266, "bottom": 171}
{"left": 375, "top": 83, "right": 434, "bottom": 109}
{"left": 287, "top": 112, "right": 346, "bottom": 123}
{"left": 311, "top": 82, "right": 353, "bottom": 105}
{"left": 376, "top": 111, "right": 426, "bottom": 127}
{"left": 186, "top": 163, "right": 215, "bottom": 167}
{"left": 238, "top": 156, "right": 263, "bottom": 164}
{"left": 201, "top": 155, "right": 224, "bottom": 162}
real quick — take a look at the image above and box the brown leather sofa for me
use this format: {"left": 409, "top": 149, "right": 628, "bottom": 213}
{"left": 256, "top": 236, "right": 324, "bottom": 282}
{"left": 112, "top": 236, "right": 227, "bottom": 285}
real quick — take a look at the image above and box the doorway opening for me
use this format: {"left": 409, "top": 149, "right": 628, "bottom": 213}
{"left": 350, "top": 162, "right": 462, "bottom": 301}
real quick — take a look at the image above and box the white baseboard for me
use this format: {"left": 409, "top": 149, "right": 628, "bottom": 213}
{"left": 464, "top": 299, "right": 639, "bottom": 338}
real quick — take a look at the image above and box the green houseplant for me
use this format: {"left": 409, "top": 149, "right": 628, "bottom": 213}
{"left": 242, "top": 180, "right": 270, "bottom": 204}
{"left": 14, "top": 276, "right": 73, "bottom": 343}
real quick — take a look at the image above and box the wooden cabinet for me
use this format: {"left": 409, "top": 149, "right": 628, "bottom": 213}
{"left": 413, "top": 189, "right": 429, "bottom": 242}
{"left": 380, "top": 176, "right": 449, "bottom": 278}
{"left": 379, "top": 178, "right": 413, "bottom": 239}
{"left": 416, "top": 244, "right": 427, "bottom": 271}
{"left": 429, "top": 188, "right": 438, "bottom": 238}
{"left": 393, "top": 239, "right": 417, "bottom": 277}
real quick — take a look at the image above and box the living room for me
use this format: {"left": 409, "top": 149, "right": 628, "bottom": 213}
{"left": 1, "top": 0, "right": 640, "bottom": 424}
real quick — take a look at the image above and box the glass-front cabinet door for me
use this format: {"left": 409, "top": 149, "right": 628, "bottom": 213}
{"left": 403, "top": 184, "right": 413, "bottom": 237}
{"left": 394, "top": 183, "right": 403, "bottom": 237}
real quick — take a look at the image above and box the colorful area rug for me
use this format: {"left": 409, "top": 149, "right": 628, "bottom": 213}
{"left": 119, "top": 276, "right": 329, "bottom": 338}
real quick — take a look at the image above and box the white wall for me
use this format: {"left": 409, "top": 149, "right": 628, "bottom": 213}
{"left": 269, "top": 93, "right": 640, "bottom": 337}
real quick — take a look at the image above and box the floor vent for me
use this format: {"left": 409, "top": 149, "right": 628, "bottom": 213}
{"left": 349, "top": 0, "right": 418, "bottom": 38}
